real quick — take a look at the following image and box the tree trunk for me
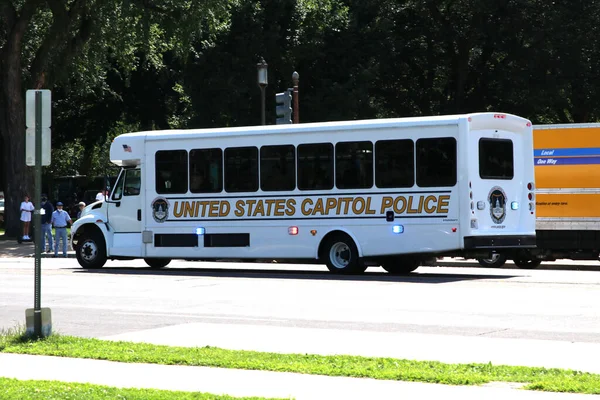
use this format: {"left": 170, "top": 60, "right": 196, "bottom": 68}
{"left": 0, "top": 96, "right": 33, "bottom": 238}
{"left": 0, "top": 32, "right": 33, "bottom": 238}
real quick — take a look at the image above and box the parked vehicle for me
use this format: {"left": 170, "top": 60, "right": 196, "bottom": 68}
{"left": 478, "top": 123, "right": 600, "bottom": 268}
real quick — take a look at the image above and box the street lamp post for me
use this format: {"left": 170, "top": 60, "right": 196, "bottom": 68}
{"left": 292, "top": 71, "right": 299, "bottom": 124}
{"left": 257, "top": 58, "right": 268, "bottom": 125}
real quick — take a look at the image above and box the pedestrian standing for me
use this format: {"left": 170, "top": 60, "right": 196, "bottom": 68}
{"left": 40, "top": 194, "right": 54, "bottom": 253}
{"left": 51, "top": 201, "right": 72, "bottom": 258}
{"left": 76, "top": 201, "right": 86, "bottom": 219}
{"left": 95, "top": 189, "right": 107, "bottom": 202}
{"left": 19, "top": 194, "right": 34, "bottom": 240}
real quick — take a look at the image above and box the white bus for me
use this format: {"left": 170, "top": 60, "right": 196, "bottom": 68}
{"left": 71, "top": 112, "right": 536, "bottom": 274}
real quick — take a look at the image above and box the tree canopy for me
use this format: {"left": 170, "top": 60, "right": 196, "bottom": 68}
{"left": 1, "top": 0, "right": 600, "bottom": 236}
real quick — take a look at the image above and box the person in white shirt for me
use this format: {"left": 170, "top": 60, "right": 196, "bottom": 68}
{"left": 95, "top": 189, "right": 107, "bottom": 202}
{"left": 20, "top": 194, "right": 35, "bottom": 240}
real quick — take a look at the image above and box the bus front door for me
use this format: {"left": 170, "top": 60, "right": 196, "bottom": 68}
{"left": 107, "top": 169, "right": 143, "bottom": 256}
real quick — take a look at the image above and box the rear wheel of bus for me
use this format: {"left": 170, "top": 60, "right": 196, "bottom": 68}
{"left": 321, "top": 233, "right": 366, "bottom": 274}
{"left": 144, "top": 258, "right": 171, "bottom": 269}
{"left": 76, "top": 231, "right": 107, "bottom": 269}
{"left": 513, "top": 258, "right": 542, "bottom": 269}
{"left": 381, "top": 256, "right": 420, "bottom": 274}
{"left": 477, "top": 253, "right": 507, "bottom": 268}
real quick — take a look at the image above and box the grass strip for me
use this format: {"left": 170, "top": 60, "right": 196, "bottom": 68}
{"left": 1, "top": 328, "right": 599, "bottom": 395}
{"left": 0, "top": 377, "right": 283, "bottom": 400}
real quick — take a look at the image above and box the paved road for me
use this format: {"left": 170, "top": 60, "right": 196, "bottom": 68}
{"left": 2, "top": 257, "right": 599, "bottom": 343}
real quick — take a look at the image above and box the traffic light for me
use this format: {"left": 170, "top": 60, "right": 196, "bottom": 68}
{"left": 275, "top": 90, "right": 292, "bottom": 124}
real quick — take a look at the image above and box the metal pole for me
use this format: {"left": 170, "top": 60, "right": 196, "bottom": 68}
{"left": 260, "top": 86, "right": 266, "bottom": 125}
{"left": 34, "top": 91, "right": 42, "bottom": 337}
{"left": 292, "top": 72, "right": 299, "bottom": 124}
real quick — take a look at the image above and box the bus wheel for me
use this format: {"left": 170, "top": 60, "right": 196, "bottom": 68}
{"left": 144, "top": 258, "right": 171, "bottom": 269}
{"left": 513, "top": 258, "right": 542, "bottom": 269}
{"left": 322, "top": 234, "right": 366, "bottom": 274}
{"left": 76, "top": 231, "right": 107, "bottom": 269}
{"left": 477, "top": 254, "right": 507, "bottom": 268}
{"left": 381, "top": 257, "right": 420, "bottom": 274}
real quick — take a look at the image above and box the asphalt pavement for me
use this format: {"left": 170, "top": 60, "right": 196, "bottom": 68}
{"left": 0, "top": 238, "right": 599, "bottom": 399}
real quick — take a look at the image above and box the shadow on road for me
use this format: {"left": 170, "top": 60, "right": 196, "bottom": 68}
{"left": 74, "top": 265, "right": 519, "bottom": 283}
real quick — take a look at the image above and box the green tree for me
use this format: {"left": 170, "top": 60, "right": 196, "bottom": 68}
{"left": 0, "top": 0, "right": 228, "bottom": 237}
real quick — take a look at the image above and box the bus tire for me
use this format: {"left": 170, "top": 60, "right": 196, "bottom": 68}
{"left": 144, "top": 258, "right": 171, "bottom": 269}
{"left": 321, "top": 234, "right": 366, "bottom": 274}
{"left": 381, "top": 257, "right": 420, "bottom": 274}
{"left": 513, "top": 258, "right": 542, "bottom": 269}
{"left": 76, "top": 231, "right": 107, "bottom": 269}
{"left": 477, "top": 254, "right": 507, "bottom": 268}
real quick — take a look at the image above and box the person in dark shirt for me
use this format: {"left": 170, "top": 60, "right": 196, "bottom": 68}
{"left": 40, "top": 194, "right": 54, "bottom": 253}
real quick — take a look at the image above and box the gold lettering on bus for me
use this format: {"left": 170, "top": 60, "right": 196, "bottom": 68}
{"left": 394, "top": 196, "right": 407, "bottom": 214}
{"left": 253, "top": 200, "right": 265, "bottom": 217}
{"left": 437, "top": 195, "right": 450, "bottom": 213}
{"left": 234, "top": 200, "right": 245, "bottom": 217}
{"left": 220, "top": 201, "right": 230, "bottom": 217}
{"left": 173, "top": 201, "right": 183, "bottom": 217}
{"left": 301, "top": 198, "right": 313, "bottom": 215}
{"left": 352, "top": 197, "right": 366, "bottom": 214}
{"left": 365, "top": 198, "right": 376, "bottom": 214}
{"left": 170, "top": 194, "right": 452, "bottom": 220}
{"left": 285, "top": 199, "right": 296, "bottom": 216}
{"left": 325, "top": 198, "right": 337, "bottom": 214}
{"left": 407, "top": 196, "right": 419, "bottom": 214}
{"left": 208, "top": 201, "right": 219, "bottom": 217}
{"left": 274, "top": 199, "right": 285, "bottom": 216}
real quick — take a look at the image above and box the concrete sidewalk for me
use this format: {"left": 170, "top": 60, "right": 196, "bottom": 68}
{"left": 0, "top": 353, "right": 595, "bottom": 399}
{"left": 1, "top": 323, "right": 599, "bottom": 399}
{"left": 0, "top": 238, "right": 75, "bottom": 258}
{"left": 104, "top": 322, "right": 600, "bottom": 374}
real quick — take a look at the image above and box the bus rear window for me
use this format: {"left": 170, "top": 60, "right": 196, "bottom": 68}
{"left": 479, "top": 138, "right": 514, "bottom": 180}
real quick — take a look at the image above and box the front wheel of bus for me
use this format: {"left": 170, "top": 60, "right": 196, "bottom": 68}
{"left": 144, "top": 258, "right": 171, "bottom": 269}
{"left": 513, "top": 258, "right": 542, "bottom": 269}
{"left": 76, "top": 231, "right": 107, "bottom": 269}
{"left": 322, "top": 234, "right": 366, "bottom": 274}
{"left": 381, "top": 257, "right": 420, "bottom": 274}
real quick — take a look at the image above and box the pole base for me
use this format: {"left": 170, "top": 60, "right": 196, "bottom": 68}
{"left": 25, "top": 308, "right": 52, "bottom": 338}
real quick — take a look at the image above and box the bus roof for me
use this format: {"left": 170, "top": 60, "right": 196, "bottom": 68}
{"left": 110, "top": 112, "right": 530, "bottom": 166}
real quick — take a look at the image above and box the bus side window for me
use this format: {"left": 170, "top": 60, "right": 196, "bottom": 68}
{"left": 375, "top": 139, "right": 414, "bottom": 188}
{"left": 224, "top": 147, "right": 258, "bottom": 193}
{"left": 260, "top": 145, "right": 295, "bottom": 191}
{"left": 155, "top": 150, "right": 188, "bottom": 194}
{"left": 190, "top": 148, "right": 223, "bottom": 193}
{"left": 416, "top": 137, "right": 457, "bottom": 187}
{"left": 335, "top": 141, "right": 373, "bottom": 189}
{"left": 298, "top": 143, "right": 334, "bottom": 190}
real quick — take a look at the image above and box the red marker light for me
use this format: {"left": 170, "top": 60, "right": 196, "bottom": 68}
{"left": 288, "top": 226, "right": 299, "bottom": 235}
{"left": 452, "top": 227, "right": 457, "bottom": 232}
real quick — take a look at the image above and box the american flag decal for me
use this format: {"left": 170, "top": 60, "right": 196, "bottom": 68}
{"left": 123, "top": 144, "right": 132, "bottom": 152}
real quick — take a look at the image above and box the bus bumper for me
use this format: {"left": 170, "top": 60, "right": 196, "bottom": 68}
{"left": 464, "top": 235, "right": 536, "bottom": 249}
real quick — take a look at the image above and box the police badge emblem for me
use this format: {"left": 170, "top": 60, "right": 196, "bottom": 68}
{"left": 151, "top": 197, "right": 169, "bottom": 223}
{"left": 488, "top": 186, "right": 507, "bottom": 224}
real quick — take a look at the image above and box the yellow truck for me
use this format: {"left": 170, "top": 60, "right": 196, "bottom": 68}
{"left": 478, "top": 123, "right": 600, "bottom": 268}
